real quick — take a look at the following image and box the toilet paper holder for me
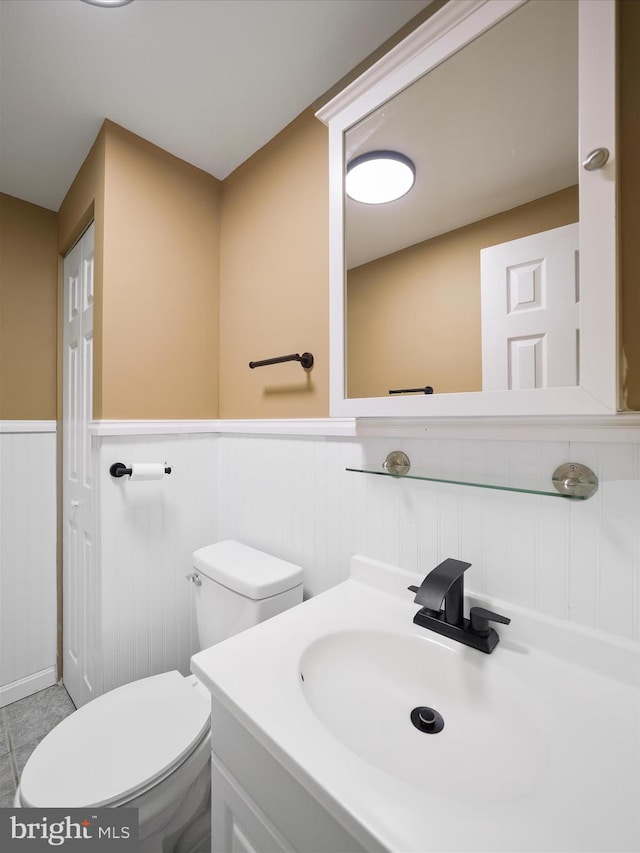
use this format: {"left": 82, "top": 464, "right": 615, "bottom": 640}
{"left": 109, "top": 462, "right": 172, "bottom": 478}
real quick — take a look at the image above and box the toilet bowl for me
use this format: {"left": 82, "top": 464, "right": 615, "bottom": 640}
{"left": 14, "top": 541, "right": 304, "bottom": 853}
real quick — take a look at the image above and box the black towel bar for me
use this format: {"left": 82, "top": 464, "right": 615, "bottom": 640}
{"left": 389, "top": 386, "right": 434, "bottom": 395}
{"left": 249, "top": 352, "right": 314, "bottom": 370}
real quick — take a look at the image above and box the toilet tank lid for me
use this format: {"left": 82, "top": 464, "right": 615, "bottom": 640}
{"left": 192, "top": 540, "right": 303, "bottom": 599}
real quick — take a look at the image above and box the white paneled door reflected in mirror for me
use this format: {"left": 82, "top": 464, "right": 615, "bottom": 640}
{"left": 318, "top": 0, "right": 618, "bottom": 418}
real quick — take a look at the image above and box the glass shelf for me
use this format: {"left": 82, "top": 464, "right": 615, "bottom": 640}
{"left": 345, "top": 467, "right": 590, "bottom": 500}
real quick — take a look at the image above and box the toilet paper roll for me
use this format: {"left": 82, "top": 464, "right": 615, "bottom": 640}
{"left": 129, "top": 463, "right": 166, "bottom": 481}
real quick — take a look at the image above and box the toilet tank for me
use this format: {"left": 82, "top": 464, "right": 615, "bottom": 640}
{"left": 190, "top": 541, "right": 303, "bottom": 649}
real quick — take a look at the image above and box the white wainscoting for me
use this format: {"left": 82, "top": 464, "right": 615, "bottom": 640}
{"left": 9, "top": 423, "right": 634, "bottom": 707}
{"left": 96, "top": 433, "right": 218, "bottom": 694}
{"left": 0, "top": 427, "right": 57, "bottom": 707}
{"left": 217, "top": 434, "right": 640, "bottom": 643}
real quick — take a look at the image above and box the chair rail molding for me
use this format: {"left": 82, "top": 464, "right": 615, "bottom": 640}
{"left": 89, "top": 419, "right": 221, "bottom": 436}
{"left": 0, "top": 420, "right": 56, "bottom": 433}
{"left": 89, "top": 419, "right": 358, "bottom": 437}
{"left": 87, "top": 416, "right": 640, "bottom": 442}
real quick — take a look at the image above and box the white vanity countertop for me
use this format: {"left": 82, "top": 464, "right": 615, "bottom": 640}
{"left": 192, "top": 556, "right": 640, "bottom": 853}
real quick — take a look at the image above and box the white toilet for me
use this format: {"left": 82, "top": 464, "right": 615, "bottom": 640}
{"left": 14, "top": 541, "right": 303, "bottom": 853}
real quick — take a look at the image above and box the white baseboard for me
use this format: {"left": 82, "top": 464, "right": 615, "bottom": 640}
{"left": 0, "top": 667, "right": 58, "bottom": 709}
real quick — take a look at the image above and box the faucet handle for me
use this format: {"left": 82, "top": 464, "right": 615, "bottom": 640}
{"left": 469, "top": 606, "right": 511, "bottom": 638}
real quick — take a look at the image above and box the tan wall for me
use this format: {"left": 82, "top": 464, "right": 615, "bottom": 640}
{"left": 347, "top": 187, "right": 579, "bottom": 399}
{"left": 620, "top": 0, "right": 640, "bottom": 410}
{"left": 2, "top": 0, "right": 638, "bottom": 421}
{"left": 57, "top": 121, "right": 221, "bottom": 420}
{"left": 219, "top": 109, "right": 329, "bottom": 418}
{"left": 101, "top": 122, "right": 220, "bottom": 419}
{"left": 0, "top": 194, "right": 58, "bottom": 419}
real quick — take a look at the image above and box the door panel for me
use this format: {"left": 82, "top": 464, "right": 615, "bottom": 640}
{"left": 62, "top": 223, "right": 95, "bottom": 708}
{"left": 480, "top": 223, "right": 579, "bottom": 391}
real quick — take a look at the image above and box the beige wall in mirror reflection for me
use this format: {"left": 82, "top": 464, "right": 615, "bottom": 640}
{"left": 346, "top": 186, "right": 578, "bottom": 399}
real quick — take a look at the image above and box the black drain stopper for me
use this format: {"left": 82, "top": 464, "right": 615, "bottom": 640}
{"left": 410, "top": 706, "right": 445, "bottom": 734}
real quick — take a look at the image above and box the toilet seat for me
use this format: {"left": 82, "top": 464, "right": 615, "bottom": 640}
{"left": 19, "top": 671, "right": 210, "bottom": 809}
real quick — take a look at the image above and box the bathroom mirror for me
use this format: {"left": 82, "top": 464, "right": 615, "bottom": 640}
{"left": 317, "top": 0, "right": 617, "bottom": 418}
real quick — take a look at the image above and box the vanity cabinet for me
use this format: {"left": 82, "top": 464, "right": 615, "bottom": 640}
{"left": 317, "top": 0, "right": 618, "bottom": 419}
{"left": 212, "top": 757, "right": 294, "bottom": 853}
{"left": 210, "top": 699, "right": 377, "bottom": 853}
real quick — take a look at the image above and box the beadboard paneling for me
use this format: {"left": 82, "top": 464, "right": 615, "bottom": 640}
{"left": 4, "top": 423, "right": 635, "bottom": 710}
{"left": 0, "top": 431, "right": 57, "bottom": 706}
{"left": 97, "top": 433, "right": 218, "bottom": 694}
{"left": 83, "top": 428, "right": 640, "bottom": 702}
{"left": 217, "top": 434, "right": 640, "bottom": 642}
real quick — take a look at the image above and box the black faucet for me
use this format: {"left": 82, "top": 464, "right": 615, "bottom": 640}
{"left": 410, "top": 559, "right": 510, "bottom": 654}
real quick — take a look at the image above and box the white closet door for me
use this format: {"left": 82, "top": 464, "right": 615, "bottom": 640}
{"left": 62, "top": 223, "right": 96, "bottom": 708}
{"left": 480, "top": 223, "right": 579, "bottom": 391}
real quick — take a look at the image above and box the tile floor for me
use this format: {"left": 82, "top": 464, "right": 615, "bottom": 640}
{"left": 0, "top": 684, "right": 75, "bottom": 808}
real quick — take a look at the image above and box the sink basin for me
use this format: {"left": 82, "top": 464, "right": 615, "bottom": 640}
{"left": 193, "top": 555, "right": 640, "bottom": 852}
{"left": 299, "top": 629, "right": 548, "bottom": 800}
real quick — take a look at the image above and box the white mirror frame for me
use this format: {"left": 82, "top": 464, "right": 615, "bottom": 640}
{"left": 317, "top": 0, "right": 617, "bottom": 419}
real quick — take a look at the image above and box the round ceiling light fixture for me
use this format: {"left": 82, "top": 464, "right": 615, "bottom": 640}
{"left": 346, "top": 150, "right": 416, "bottom": 204}
{"left": 80, "top": 0, "right": 134, "bottom": 7}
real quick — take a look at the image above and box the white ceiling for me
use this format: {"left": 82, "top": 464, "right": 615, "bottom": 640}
{"left": 0, "top": 0, "right": 431, "bottom": 212}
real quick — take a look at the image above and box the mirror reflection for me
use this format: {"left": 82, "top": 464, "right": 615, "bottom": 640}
{"left": 344, "top": 0, "right": 579, "bottom": 399}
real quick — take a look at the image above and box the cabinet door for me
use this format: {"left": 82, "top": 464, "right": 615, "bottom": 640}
{"left": 212, "top": 757, "right": 295, "bottom": 853}
{"left": 320, "top": 0, "right": 618, "bottom": 418}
